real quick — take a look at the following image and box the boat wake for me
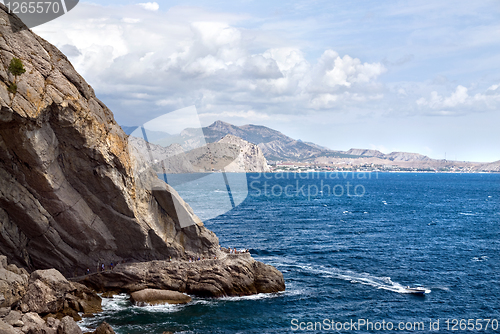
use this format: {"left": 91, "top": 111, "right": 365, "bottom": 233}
{"left": 297, "top": 264, "right": 429, "bottom": 294}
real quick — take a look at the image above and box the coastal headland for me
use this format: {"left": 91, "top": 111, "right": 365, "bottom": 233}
{"left": 0, "top": 5, "right": 284, "bottom": 333}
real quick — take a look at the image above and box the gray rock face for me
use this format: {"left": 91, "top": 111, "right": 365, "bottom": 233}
{"left": 0, "top": 4, "right": 219, "bottom": 275}
{"left": 0, "top": 258, "right": 101, "bottom": 317}
{"left": 0, "top": 258, "right": 99, "bottom": 333}
{"left": 0, "top": 319, "right": 17, "bottom": 334}
{"left": 21, "top": 268, "right": 101, "bottom": 317}
{"left": 130, "top": 289, "right": 191, "bottom": 306}
{"left": 0, "top": 4, "right": 284, "bottom": 308}
{"left": 218, "top": 135, "right": 270, "bottom": 172}
{"left": 57, "top": 316, "right": 82, "bottom": 334}
{"left": 75, "top": 254, "right": 285, "bottom": 298}
{"left": 0, "top": 256, "right": 28, "bottom": 308}
{"left": 130, "top": 134, "right": 270, "bottom": 174}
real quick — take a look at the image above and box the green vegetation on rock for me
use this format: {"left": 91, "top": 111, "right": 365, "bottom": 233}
{"left": 7, "top": 57, "right": 25, "bottom": 93}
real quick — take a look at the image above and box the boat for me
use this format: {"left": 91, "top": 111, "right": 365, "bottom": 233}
{"left": 404, "top": 286, "right": 430, "bottom": 295}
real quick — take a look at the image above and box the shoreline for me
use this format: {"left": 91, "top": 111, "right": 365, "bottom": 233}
{"left": 159, "top": 170, "right": 500, "bottom": 174}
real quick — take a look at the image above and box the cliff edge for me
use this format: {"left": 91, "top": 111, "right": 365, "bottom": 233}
{"left": 0, "top": 4, "right": 284, "bottom": 299}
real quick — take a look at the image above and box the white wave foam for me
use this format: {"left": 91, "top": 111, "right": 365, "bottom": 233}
{"left": 219, "top": 291, "right": 285, "bottom": 302}
{"left": 297, "top": 264, "right": 430, "bottom": 295}
{"left": 130, "top": 302, "right": 188, "bottom": 313}
{"left": 100, "top": 293, "right": 130, "bottom": 311}
{"left": 459, "top": 212, "right": 476, "bottom": 216}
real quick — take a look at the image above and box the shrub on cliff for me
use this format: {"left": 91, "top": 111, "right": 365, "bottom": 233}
{"left": 7, "top": 57, "right": 26, "bottom": 93}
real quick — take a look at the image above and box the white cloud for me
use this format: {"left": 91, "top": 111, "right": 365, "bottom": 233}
{"left": 321, "top": 53, "right": 385, "bottom": 87}
{"left": 416, "top": 84, "right": 500, "bottom": 115}
{"left": 32, "top": 2, "right": 387, "bottom": 124}
{"left": 442, "top": 85, "right": 468, "bottom": 107}
{"left": 487, "top": 84, "right": 499, "bottom": 91}
{"left": 138, "top": 2, "right": 159, "bottom": 11}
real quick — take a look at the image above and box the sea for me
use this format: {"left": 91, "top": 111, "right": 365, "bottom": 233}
{"left": 81, "top": 172, "right": 500, "bottom": 333}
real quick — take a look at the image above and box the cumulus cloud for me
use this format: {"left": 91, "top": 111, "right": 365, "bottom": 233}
{"left": 33, "top": 3, "right": 386, "bottom": 125}
{"left": 416, "top": 84, "right": 500, "bottom": 115}
{"left": 317, "top": 51, "right": 385, "bottom": 88}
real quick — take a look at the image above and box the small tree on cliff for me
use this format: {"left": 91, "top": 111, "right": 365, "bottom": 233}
{"left": 7, "top": 57, "right": 26, "bottom": 93}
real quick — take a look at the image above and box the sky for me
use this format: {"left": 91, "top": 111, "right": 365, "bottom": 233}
{"left": 32, "top": 0, "right": 500, "bottom": 162}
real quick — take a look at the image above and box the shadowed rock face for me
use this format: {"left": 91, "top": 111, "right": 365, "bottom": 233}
{"left": 0, "top": 5, "right": 220, "bottom": 275}
{"left": 0, "top": 6, "right": 285, "bottom": 299}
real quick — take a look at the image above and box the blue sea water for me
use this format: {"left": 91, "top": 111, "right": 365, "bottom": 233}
{"left": 81, "top": 172, "right": 500, "bottom": 333}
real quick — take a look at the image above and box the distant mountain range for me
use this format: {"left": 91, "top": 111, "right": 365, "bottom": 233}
{"left": 124, "top": 121, "right": 357, "bottom": 162}
{"left": 182, "top": 121, "right": 437, "bottom": 163}
{"left": 122, "top": 120, "right": 498, "bottom": 171}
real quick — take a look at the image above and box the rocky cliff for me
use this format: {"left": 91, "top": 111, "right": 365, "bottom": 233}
{"left": 218, "top": 135, "right": 270, "bottom": 172}
{"left": 0, "top": 255, "right": 103, "bottom": 334}
{"left": 0, "top": 5, "right": 220, "bottom": 275}
{"left": 0, "top": 5, "right": 284, "bottom": 300}
{"left": 130, "top": 133, "right": 270, "bottom": 173}
{"left": 75, "top": 253, "right": 284, "bottom": 298}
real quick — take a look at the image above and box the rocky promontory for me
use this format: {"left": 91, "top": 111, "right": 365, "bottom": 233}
{"left": 75, "top": 252, "right": 284, "bottom": 298}
{"left": 0, "top": 0, "right": 283, "bottom": 318}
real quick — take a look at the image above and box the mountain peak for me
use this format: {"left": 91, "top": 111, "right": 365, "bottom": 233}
{"left": 209, "top": 120, "right": 233, "bottom": 128}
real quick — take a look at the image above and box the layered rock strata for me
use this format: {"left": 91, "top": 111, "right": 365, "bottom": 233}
{"left": 0, "top": 3, "right": 284, "bottom": 300}
{"left": 75, "top": 253, "right": 285, "bottom": 298}
{"left": 0, "top": 4, "right": 219, "bottom": 275}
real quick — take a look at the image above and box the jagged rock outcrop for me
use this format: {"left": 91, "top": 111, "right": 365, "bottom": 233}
{"left": 0, "top": 256, "right": 28, "bottom": 308}
{"left": 130, "top": 133, "right": 269, "bottom": 173}
{"left": 218, "top": 135, "right": 270, "bottom": 172}
{"left": 0, "top": 4, "right": 284, "bottom": 301}
{"left": 21, "top": 268, "right": 101, "bottom": 318}
{"left": 0, "top": 4, "right": 219, "bottom": 275}
{"left": 75, "top": 253, "right": 285, "bottom": 298}
{"left": 0, "top": 256, "right": 99, "bottom": 334}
